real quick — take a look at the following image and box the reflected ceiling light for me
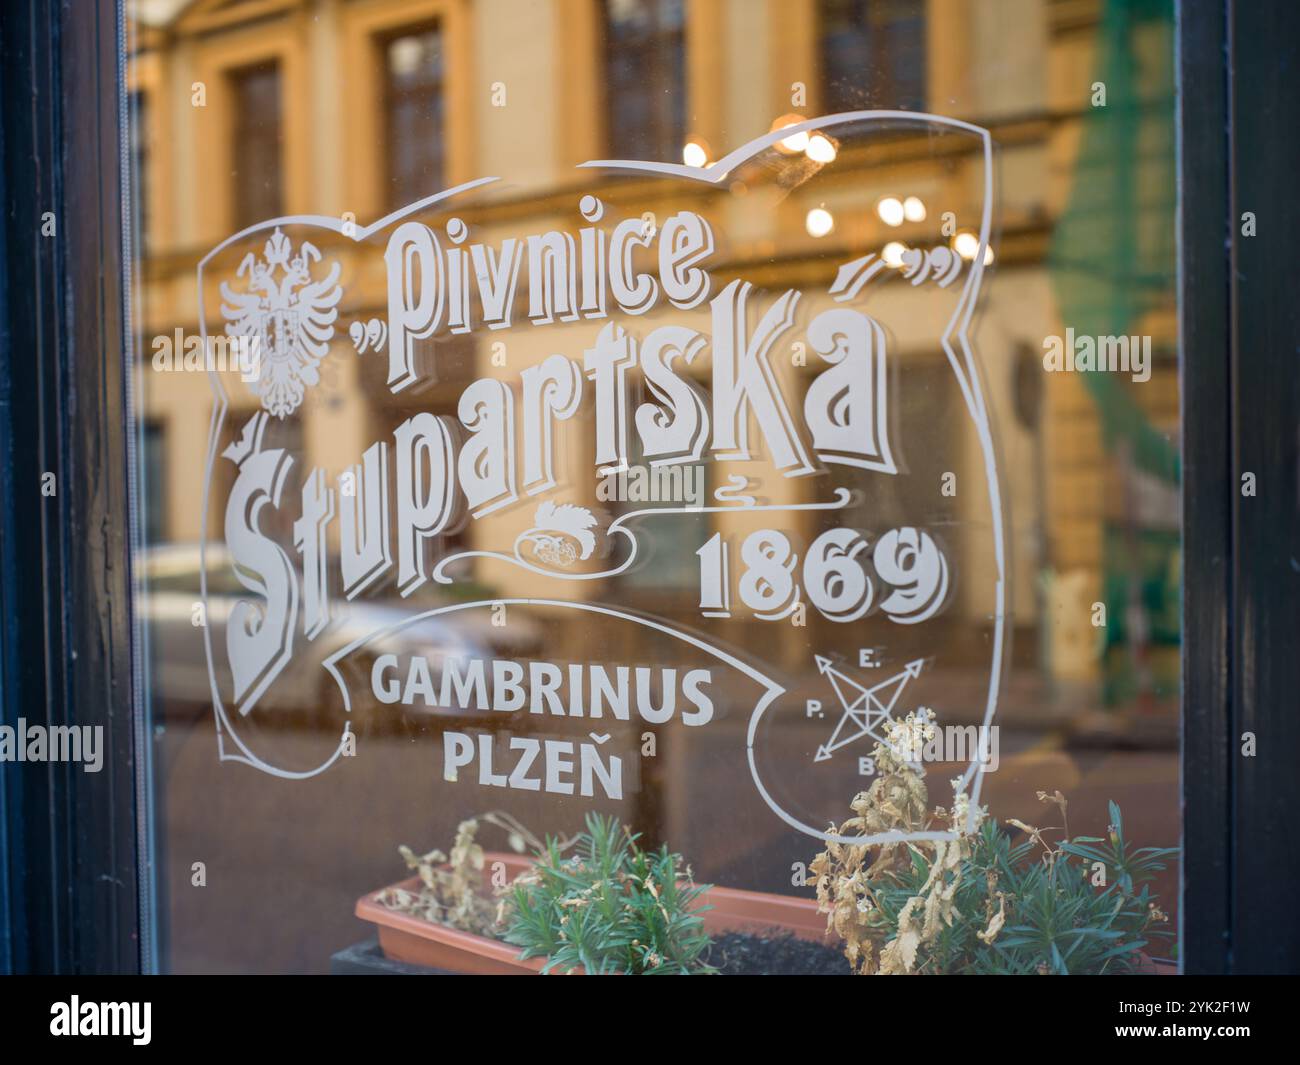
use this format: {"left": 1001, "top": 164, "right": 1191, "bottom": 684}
{"left": 806, "top": 133, "right": 837, "bottom": 164}
{"left": 388, "top": 37, "right": 424, "bottom": 77}
{"left": 952, "top": 231, "right": 981, "bottom": 260}
{"left": 772, "top": 113, "right": 809, "bottom": 154}
{"left": 882, "top": 241, "right": 907, "bottom": 267}
{"left": 806, "top": 207, "right": 835, "bottom": 238}
{"left": 983, "top": 244, "right": 995, "bottom": 265}
{"left": 903, "top": 195, "right": 927, "bottom": 222}
{"left": 682, "top": 139, "right": 709, "bottom": 168}
{"left": 876, "top": 197, "right": 905, "bottom": 227}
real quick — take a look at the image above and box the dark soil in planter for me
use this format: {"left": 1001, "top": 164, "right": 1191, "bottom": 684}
{"left": 705, "top": 931, "right": 851, "bottom": 975}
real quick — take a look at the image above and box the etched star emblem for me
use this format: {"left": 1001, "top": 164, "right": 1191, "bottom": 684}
{"left": 813, "top": 655, "right": 925, "bottom": 762}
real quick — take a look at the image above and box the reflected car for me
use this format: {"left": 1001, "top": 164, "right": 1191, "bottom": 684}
{"left": 138, "top": 543, "right": 541, "bottom": 732}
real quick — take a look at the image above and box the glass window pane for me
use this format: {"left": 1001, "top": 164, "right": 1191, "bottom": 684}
{"left": 127, "top": 0, "right": 1181, "bottom": 976}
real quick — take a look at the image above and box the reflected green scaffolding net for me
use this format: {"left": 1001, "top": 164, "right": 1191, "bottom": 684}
{"left": 1046, "top": 0, "right": 1179, "bottom": 697}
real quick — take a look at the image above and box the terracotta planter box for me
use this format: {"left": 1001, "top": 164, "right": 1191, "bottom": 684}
{"left": 1136, "top": 954, "right": 1179, "bottom": 975}
{"left": 356, "top": 852, "right": 828, "bottom": 974}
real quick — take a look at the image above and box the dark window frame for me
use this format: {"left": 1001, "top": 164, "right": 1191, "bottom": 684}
{"left": 1179, "top": 0, "right": 1300, "bottom": 973}
{"left": 0, "top": 0, "right": 143, "bottom": 974}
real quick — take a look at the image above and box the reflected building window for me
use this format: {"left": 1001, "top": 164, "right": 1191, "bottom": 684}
{"left": 229, "top": 62, "right": 284, "bottom": 229}
{"left": 142, "top": 419, "right": 166, "bottom": 545}
{"left": 603, "top": 0, "right": 686, "bottom": 162}
{"left": 383, "top": 26, "right": 445, "bottom": 211}
{"left": 129, "top": 91, "right": 149, "bottom": 253}
{"left": 819, "top": 0, "right": 926, "bottom": 113}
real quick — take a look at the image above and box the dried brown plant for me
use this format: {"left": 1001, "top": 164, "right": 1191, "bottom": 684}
{"left": 376, "top": 811, "right": 568, "bottom": 938}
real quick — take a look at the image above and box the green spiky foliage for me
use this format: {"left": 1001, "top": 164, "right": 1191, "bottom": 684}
{"left": 504, "top": 814, "right": 714, "bottom": 974}
{"left": 813, "top": 777, "right": 1178, "bottom": 976}
{"left": 884, "top": 803, "right": 1173, "bottom": 974}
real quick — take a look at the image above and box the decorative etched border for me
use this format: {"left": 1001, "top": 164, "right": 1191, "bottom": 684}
{"left": 194, "top": 112, "right": 1006, "bottom": 845}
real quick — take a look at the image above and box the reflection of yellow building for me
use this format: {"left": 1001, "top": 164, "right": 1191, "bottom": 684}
{"left": 128, "top": 0, "right": 1177, "bottom": 689}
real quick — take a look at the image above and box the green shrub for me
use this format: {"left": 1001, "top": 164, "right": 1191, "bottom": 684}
{"left": 859, "top": 800, "right": 1174, "bottom": 974}
{"left": 504, "top": 813, "right": 714, "bottom": 974}
{"left": 811, "top": 725, "right": 1177, "bottom": 975}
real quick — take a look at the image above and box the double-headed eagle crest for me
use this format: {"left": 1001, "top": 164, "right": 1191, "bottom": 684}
{"left": 220, "top": 227, "right": 343, "bottom": 418}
